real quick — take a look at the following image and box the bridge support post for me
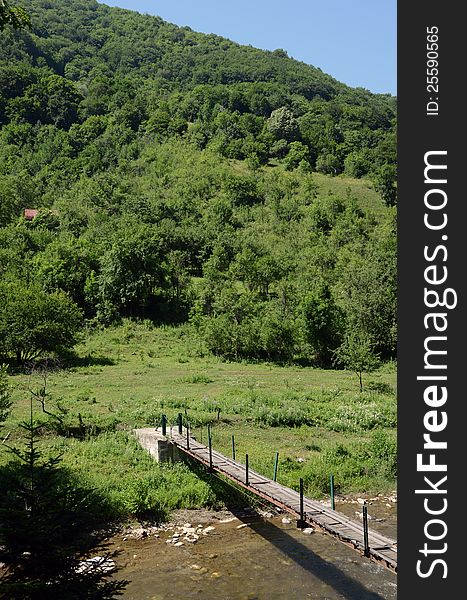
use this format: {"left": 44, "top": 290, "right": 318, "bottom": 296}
{"left": 273, "top": 451, "right": 279, "bottom": 482}
{"left": 330, "top": 474, "right": 335, "bottom": 510}
{"left": 208, "top": 424, "right": 213, "bottom": 472}
{"left": 186, "top": 423, "right": 190, "bottom": 450}
{"left": 363, "top": 504, "right": 370, "bottom": 557}
{"left": 297, "top": 478, "right": 306, "bottom": 528}
{"left": 161, "top": 414, "right": 167, "bottom": 437}
{"left": 177, "top": 412, "right": 183, "bottom": 435}
{"left": 245, "top": 453, "right": 249, "bottom": 486}
{"left": 231, "top": 434, "right": 236, "bottom": 461}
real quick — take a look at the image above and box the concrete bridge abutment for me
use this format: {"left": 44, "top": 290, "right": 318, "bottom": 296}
{"left": 133, "top": 428, "right": 182, "bottom": 463}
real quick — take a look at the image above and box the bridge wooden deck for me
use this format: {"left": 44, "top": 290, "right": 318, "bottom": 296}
{"left": 137, "top": 428, "right": 397, "bottom": 572}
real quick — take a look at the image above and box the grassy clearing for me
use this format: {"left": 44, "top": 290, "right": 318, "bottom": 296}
{"left": 312, "top": 172, "right": 386, "bottom": 217}
{"left": 1, "top": 321, "right": 396, "bottom": 519}
{"left": 230, "top": 159, "right": 386, "bottom": 218}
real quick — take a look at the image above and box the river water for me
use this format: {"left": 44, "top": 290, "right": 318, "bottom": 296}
{"left": 109, "top": 498, "right": 397, "bottom": 600}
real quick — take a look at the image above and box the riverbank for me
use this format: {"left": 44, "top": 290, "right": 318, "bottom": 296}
{"left": 114, "top": 490, "right": 397, "bottom": 551}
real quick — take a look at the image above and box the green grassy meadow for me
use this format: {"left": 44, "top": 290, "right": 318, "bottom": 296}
{"left": 1, "top": 321, "right": 396, "bottom": 521}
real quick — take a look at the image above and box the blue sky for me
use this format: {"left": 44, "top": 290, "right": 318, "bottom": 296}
{"left": 100, "top": 1, "right": 396, "bottom": 96}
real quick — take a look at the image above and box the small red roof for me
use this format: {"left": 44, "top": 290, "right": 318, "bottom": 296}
{"left": 24, "top": 209, "right": 39, "bottom": 220}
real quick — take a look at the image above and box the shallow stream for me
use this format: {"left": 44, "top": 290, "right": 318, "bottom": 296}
{"left": 109, "top": 497, "right": 397, "bottom": 600}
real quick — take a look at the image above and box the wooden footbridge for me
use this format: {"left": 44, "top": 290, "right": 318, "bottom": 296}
{"left": 134, "top": 427, "right": 397, "bottom": 573}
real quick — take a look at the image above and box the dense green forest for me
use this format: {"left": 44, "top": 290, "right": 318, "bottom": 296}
{"left": 0, "top": 0, "right": 397, "bottom": 367}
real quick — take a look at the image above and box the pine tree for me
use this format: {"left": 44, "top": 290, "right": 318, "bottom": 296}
{"left": 0, "top": 404, "right": 127, "bottom": 599}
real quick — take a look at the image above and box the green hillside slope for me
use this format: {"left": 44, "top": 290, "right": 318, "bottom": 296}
{"left": 0, "top": 0, "right": 396, "bottom": 367}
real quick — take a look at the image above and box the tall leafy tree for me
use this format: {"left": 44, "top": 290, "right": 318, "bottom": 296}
{"left": 299, "top": 287, "right": 342, "bottom": 366}
{"left": 0, "top": 281, "right": 82, "bottom": 363}
{"left": 372, "top": 164, "right": 397, "bottom": 206}
{"left": 96, "top": 222, "right": 165, "bottom": 320}
{"left": 267, "top": 107, "right": 300, "bottom": 141}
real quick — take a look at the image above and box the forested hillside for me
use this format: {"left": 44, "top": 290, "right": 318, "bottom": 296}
{"left": 0, "top": 0, "right": 397, "bottom": 367}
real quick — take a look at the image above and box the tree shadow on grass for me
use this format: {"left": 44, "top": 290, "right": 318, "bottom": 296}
{"left": 5, "top": 353, "right": 116, "bottom": 376}
{"left": 60, "top": 352, "right": 117, "bottom": 369}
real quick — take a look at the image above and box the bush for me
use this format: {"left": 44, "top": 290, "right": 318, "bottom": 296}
{"left": 315, "top": 152, "right": 341, "bottom": 175}
{"left": 221, "top": 174, "right": 263, "bottom": 206}
{"left": 344, "top": 151, "right": 370, "bottom": 178}
{"left": 283, "top": 141, "right": 310, "bottom": 171}
{"left": 365, "top": 430, "right": 397, "bottom": 478}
